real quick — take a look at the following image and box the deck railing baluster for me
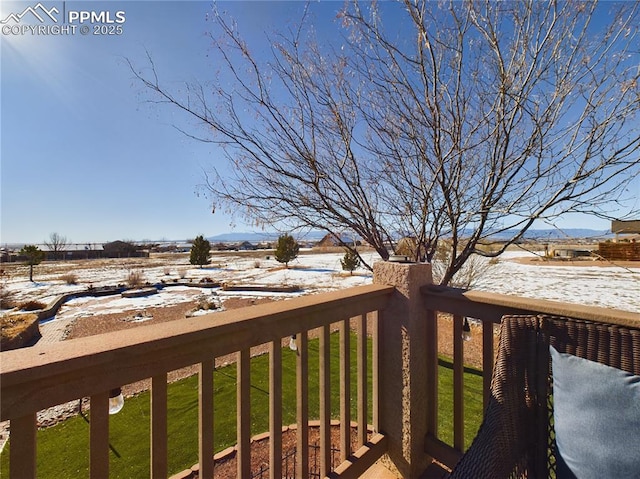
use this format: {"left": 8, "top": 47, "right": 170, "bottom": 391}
{"left": 199, "top": 359, "right": 214, "bottom": 478}
{"left": 10, "top": 413, "right": 36, "bottom": 479}
{"left": 296, "top": 332, "right": 309, "bottom": 478}
{"left": 151, "top": 373, "right": 168, "bottom": 478}
{"left": 238, "top": 349, "right": 251, "bottom": 478}
{"left": 357, "top": 314, "right": 368, "bottom": 448}
{"left": 319, "top": 324, "right": 332, "bottom": 477}
{"left": 90, "top": 391, "right": 109, "bottom": 478}
{"left": 482, "top": 322, "right": 495, "bottom": 409}
{"left": 453, "top": 315, "right": 465, "bottom": 452}
{"left": 425, "top": 309, "right": 439, "bottom": 441}
{"left": 372, "top": 310, "right": 380, "bottom": 433}
{"left": 269, "top": 340, "right": 283, "bottom": 479}
{"left": 339, "top": 318, "right": 351, "bottom": 462}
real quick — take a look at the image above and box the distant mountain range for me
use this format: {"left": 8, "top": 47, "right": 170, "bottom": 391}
{"left": 489, "top": 228, "right": 612, "bottom": 240}
{"left": 207, "top": 231, "right": 328, "bottom": 242}
{"left": 207, "top": 228, "right": 613, "bottom": 243}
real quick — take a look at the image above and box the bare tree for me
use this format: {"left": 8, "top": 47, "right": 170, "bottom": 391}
{"left": 44, "top": 232, "right": 69, "bottom": 260}
{"left": 129, "top": 0, "right": 639, "bottom": 285}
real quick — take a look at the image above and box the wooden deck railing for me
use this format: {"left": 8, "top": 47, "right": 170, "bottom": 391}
{"left": 421, "top": 285, "right": 640, "bottom": 471}
{"left": 0, "top": 284, "right": 394, "bottom": 479}
{"left": 3, "top": 260, "right": 638, "bottom": 479}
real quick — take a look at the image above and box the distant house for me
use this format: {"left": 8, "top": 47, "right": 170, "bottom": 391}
{"left": 316, "top": 233, "right": 359, "bottom": 248}
{"left": 214, "top": 242, "right": 231, "bottom": 251}
{"left": 103, "top": 241, "right": 149, "bottom": 258}
{"left": 611, "top": 220, "right": 640, "bottom": 240}
{"left": 2, "top": 243, "right": 106, "bottom": 262}
{"left": 552, "top": 249, "right": 592, "bottom": 259}
{"left": 598, "top": 220, "right": 640, "bottom": 261}
{"left": 150, "top": 243, "right": 191, "bottom": 253}
{"left": 2, "top": 241, "right": 151, "bottom": 262}
{"left": 238, "top": 241, "right": 257, "bottom": 251}
{"left": 40, "top": 243, "right": 105, "bottom": 261}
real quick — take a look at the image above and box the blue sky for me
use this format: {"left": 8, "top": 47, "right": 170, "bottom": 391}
{"left": 1, "top": 1, "right": 631, "bottom": 245}
{"left": 2, "top": 0, "right": 327, "bottom": 244}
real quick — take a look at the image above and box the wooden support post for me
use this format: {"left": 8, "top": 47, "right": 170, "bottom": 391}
{"left": 373, "top": 261, "right": 434, "bottom": 478}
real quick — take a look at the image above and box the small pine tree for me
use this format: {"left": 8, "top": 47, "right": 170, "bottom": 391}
{"left": 19, "top": 245, "right": 45, "bottom": 282}
{"left": 274, "top": 233, "right": 299, "bottom": 268}
{"left": 340, "top": 248, "right": 360, "bottom": 275}
{"left": 190, "top": 235, "right": 211, "bottom": 268}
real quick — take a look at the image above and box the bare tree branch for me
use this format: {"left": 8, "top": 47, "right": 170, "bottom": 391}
{"left": 129, "top": 0, "right": 640, "bottom": 284}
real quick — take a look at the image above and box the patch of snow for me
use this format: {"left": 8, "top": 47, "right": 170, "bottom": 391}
{"left": 4, "top": 252, "right": 638, "bottom": 321}
{"left": 475, "top": 259, "right": 639, "bottom": 312}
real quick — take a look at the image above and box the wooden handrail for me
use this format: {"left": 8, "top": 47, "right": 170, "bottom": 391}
{"left": 1, "top": 284, "right": 394, "bottom": 421}
{"left": 1, "top": 283, "right": 394, "bottom": 479}
{"left": 5, "top": 266, "right": 635, "bottom": 478}
{"left": 422, "top": 285, "right": 640, "bottom": 326}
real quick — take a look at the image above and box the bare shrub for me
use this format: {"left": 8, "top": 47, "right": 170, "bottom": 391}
{"left": 431, "top": 244, "right": 495, "bottom": 289}
{"left": 396, "top": 237, "right": 425, "bottom": 260}
{"left": 0, "top": 282, "right": 16, "bottom": 309}
{"left": 127, "top": 270, "right": 145, "bottom": 288}
{"left": 163, "top": 267, "right": 171, "bottom": 276}
{"left": 60, "top": 273, "right": 78, "bottom": 285}
{"left": 177, "top": 268, "right": 188, "bottom": 279}
{"left": 195, "top": 294, "right": 218, "bottom": 311}
{"left": 254, "top": 260, "right": 261, "bottom": 269}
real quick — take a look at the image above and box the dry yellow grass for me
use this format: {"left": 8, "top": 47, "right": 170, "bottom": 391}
{"left": 0, "top": 312, "right": 39, "bottom": 348}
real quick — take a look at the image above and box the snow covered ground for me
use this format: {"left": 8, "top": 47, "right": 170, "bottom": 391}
{"left": 2, "top": 250, "right": 638, "bottom": 325}
{"left": 475, "top": 251, "right": 639, "bottom": 312}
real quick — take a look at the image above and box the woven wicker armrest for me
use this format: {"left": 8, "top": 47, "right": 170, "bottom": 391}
{"left": 449, "top": 314, "right": 640, "bottom": 479}
{"left": 448, "top": 315, "right": 542, "bottom": 479}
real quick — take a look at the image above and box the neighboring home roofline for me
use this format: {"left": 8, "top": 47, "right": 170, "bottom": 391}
{"left": 612, "top": 220, "right": 640, "bottom": 235}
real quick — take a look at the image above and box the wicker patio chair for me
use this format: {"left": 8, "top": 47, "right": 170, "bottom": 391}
{"left": 448, "top": 314, "right": 640, "bottom": 479}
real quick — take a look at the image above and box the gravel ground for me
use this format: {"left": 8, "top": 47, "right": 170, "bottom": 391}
{"left": 204, "top": 424, "right": 369, "bottom": 479}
